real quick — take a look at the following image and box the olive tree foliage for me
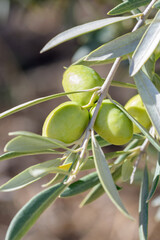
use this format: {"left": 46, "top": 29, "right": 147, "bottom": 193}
{"left": 1, "top": 0, "right": 160, "bottom": 239}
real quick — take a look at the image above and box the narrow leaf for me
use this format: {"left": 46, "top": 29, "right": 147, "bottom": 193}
{"left": 5, "top": 183, "right": 67, "bottom": 240}
{"left": 85, "top": 26, "right": 147, "bottom": 62}
{"left": 41, "top": 14, "right": 141, "bottom": 53}
{"left": 112, "top": 99, "right": 160, "bottom": 152}
{"left": 130, "top": 10, "right": 160, "bottom": 76}
{"left": 0, "top": 90, "right": 92, "bottom": 119}
{"left": 91, "top": 131, "right": 132, "bottom": 219}
{"left": 139, "top": 165, "right": 149, "bottom": 240}
{"left": 122, "top": 159, "right": 133, "bottom": 182}
{"left": 147, "top": 152, "right": 160, "bottom": 201}
{"left": 60, "top": 172, "right": 99, "bottom": 197}
{"left": 87, "top": 134, "right": 111, "bottom": 150}
{"left": 0, "top": 149, "right": 58, "bottom": 162}
{"left": 0, "top": 159, "right": 61, "bottom": 192}
{"left": 5, "top": 131, "right": 69, "bottom": 152}
{"left": 80, "top": 183, "right": 104, "bottom": 207}
{"left": 153, "top": 0, "right": 160, "bottom": 9}
{"left": 133, "top": 70, "right": 160, "bottom": 138}
{"left": 108, "top": 0, "right": 150, "bottom": 15}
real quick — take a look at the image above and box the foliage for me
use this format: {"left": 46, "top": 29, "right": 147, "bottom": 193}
{"left": 1, "top": 1, "right": 160, "bottom": 240}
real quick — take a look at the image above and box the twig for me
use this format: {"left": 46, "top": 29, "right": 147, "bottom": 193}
{"left": 64, "top": 0, "right": 157, "bottom": 184}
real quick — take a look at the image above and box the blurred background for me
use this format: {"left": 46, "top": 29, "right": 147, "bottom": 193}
{"left": 0, "top": 0, "right": 160, "bottom": 239}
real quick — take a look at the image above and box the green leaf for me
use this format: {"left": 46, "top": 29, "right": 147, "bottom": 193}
{"left": 139, "top": 165, "right": 149, "bottom": 240}
{"left": 108, "top": 0, "right": 150, "bottom": 15}
{"left": 114, "top": 138, "right": 140, "bottom": 165}
{"left": 122, "top": 159, "right": 133, "bottom": 182}
{"left": 147, "top": 152, "right": 160, "bottom": 202}
{"left": 0, "top": 149, "right": 59, "bottom": 162}
{"left": 80, "top": 183, "right": 104, "bottom": 207}
{"left": 111, "top": 80, "right": 137, "bottom": 89}
{"left": 0, "top": 90, "right": 92, "bottom": 119}
{"left": 42, "top": 152, "right": 78, "bottom": 187}
{"left": 85, "top": 25, "right": 147, "bottom": 62}
{"left": 91, "top": 131, "right": 132, "bottom": 219}
{"left": 60, "top": 172, "right": 99, "bottom": 197}
{"left": 153, "top": 0, "right": 160, "bottom": 9}
{"left": 87, "top": 134, "right": 111, "bottom": 150}
{"left": 0, "top": 159, "right": 61, "bottom": 192}
{"left": 40, "top": 14, "right": 141, "bottom": 53}
{"left": 5, "top": 183, "right": 67, "bottom": 240}
{"left": 130, "top": 10, "right": 160, "bottom": 76}
{"left": 133, "top": 70, "right": 160, "bottom": 138}
{"left": 80, "top": 165, "right": 123, "bottom": 207}
{"left": 112, "top": 100, "right": 160, "bottom": 152}
{"left": 5, "top": 131, "right": 69, "bottom": 152}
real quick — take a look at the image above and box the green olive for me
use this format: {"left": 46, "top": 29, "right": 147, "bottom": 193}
{"left": 62, "top": 65, "right": 104, "bottom": 106}
{"left": 124, "top": 94, "right": 151, "bottom": 133}
{"left": 90, "top": 99, "right": 133, "bottom": 145}
{"left": 42, "top": 101, "right": 89, "bottom": 144}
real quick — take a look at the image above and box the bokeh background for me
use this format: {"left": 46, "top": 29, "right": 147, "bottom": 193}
{"left": 0, "top": 1, "right": 160, "bottom": 239}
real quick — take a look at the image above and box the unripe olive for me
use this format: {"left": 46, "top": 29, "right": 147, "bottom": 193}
{"left": 62, "top": 65, "right": 104, "bottom": 106}
{"left": 42, "top": 101, "right": 89, "bottom": 144}
{"left": 90, "top": 99, "right": 133, "bottom": 145}
{"left": 124, "top": 94, "right": 151, "bottom": 133}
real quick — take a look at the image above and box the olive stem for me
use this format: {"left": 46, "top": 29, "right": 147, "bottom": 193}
{"left": 64, "top": 0, "right": 156, "bottom": 184}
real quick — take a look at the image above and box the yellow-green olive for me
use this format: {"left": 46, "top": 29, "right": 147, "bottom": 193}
{"left": 62, "top": 65, "right": 104, "bottom": 106}
{"left": 42, "top": 101, "right": 89, "bottom": 144}
{"left": 124, "top": 94, "right": 151, "bottom": 133}
{"left": 90, "top": 99, "right": 133, "bottom": 145}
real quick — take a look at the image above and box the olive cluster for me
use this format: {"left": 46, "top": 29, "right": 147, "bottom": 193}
{"left": 42, "top": 65, "right": 151, "bottom": 145}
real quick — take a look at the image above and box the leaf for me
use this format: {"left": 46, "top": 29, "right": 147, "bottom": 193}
{"left": 114, "top": 138, "right": 140, "bottom": 165}
{"left": 60, "top": 172, "right": 100, "bottom": 197}
{"left": 5, "top": 131, "right": 69, "bottom": 152}
{"left": 133, "top": 70, "right": 160, "bottom": 138}
{"left": 108, "top": 0, "right": 150, "bottom": 15}
{"left": 0, "top": 149, "right": 59, "bottom": 162}
{"left": 122, "top": 159, "right": 133, "bottom": 182}
{"left": 85, "top": 25, "right": 147, "bottom": 62}
{"left": 80, "top": 183, "right": 104, "bottom": 207}
{"left": 80, "top": 165, "right": 123, "bottom": 207}
{"left": 130, "top": 10, "right": 160, "bottom": 76}
{"left": 153, "top": 0, "right": 160, "bottom": 9}
{"left": 0, "top": 159, "right": 61, "bottom": 192}
{"left": 91, "top": 131, "right": 132, "bottom": 219}
{"left": 139, "top": 165, "right": 149, "bottom": 240}
{"left": 112, "top": 99, "right": 160, "bottom": 152}
{"left": 87, "top": 134, "right": 111, "bottom": 150}
{"left": 147, "top": 152, "right": 160, "bottom": 201}
{"left": 40, "top": 14, "right": 141, "bottom": 53}
{"left": 0, "top": 90, "right": 93, "bottom": 120}
{"left": 5, "top": 183, "right": 67, "bottom": 240}
{"left": 42, "top": 152, "right": 78, "bottom": 187}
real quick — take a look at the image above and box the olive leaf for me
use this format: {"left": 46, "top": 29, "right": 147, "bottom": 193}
{"left": 60, "top": 172, "right": 100, "bottom": 198}
{"left": 147, "top": 152, "right": 160, "bottom": 202}
{"left": 80, "top": 183, "right": 104, "bottom": 207}
{"left": 0, "top": 90, "right": 94, "bottom": 120}
{"left": 0, "top": 158, "right": 62, "bottom": 192}
{"left": 85, "top": 25, "right": 147, "bottom": 62}
{"left": 40, "top": 14, "right": 141, "bottom": 53}
{"left": 108, "top": 0, "right": 150, "bottom": 15}
{"left": 130, "top": 10, "right": 160, "bottom": 76}
{"left": 112, "top": 100, "right": 160, "bottom": 152}
{"left": 91, "top": 131, "right": 132, "bottom": 219}
{"left": 0, "top": 149, "right": 59, "bottom": 162}
{"left": 133, "top": 70, "right": 160, "bottom": 138}
{"left": 153, "top": 0, "right": 160, "bottom": 9}
{"left": 5, "top": 183, "right": 67, "bottom": 240}
{"left": 5, "top": 131, "right": 70, "bottom": 152}
{"left": 139, "top": 165, "right": 149, "bottom": 240}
